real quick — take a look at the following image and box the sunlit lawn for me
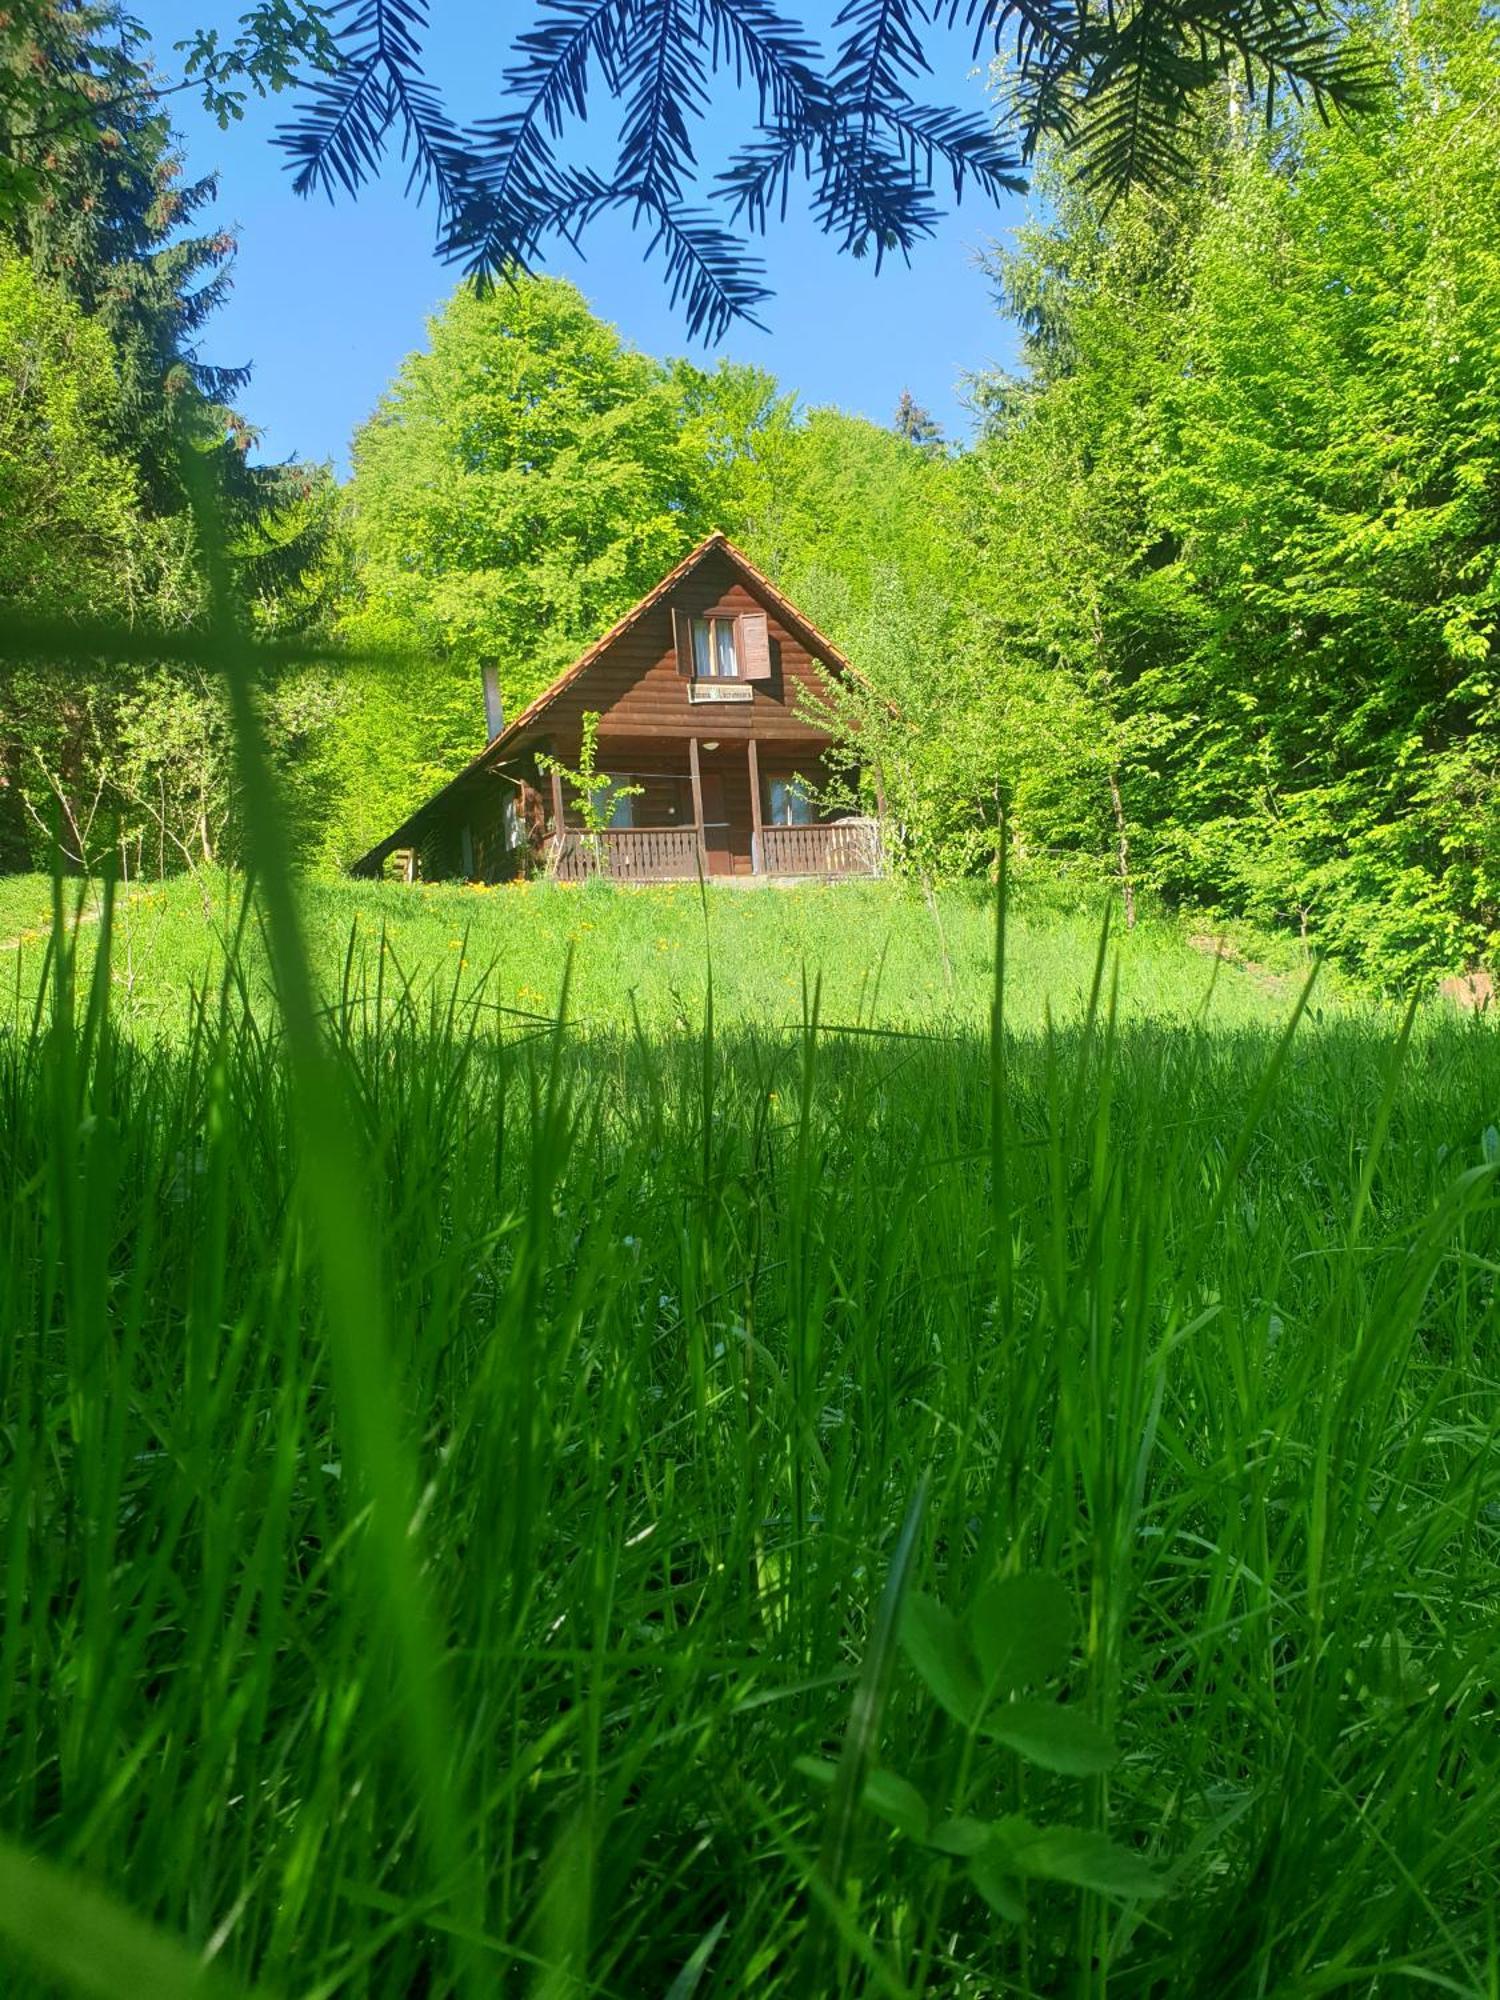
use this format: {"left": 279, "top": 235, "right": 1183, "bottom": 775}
{"left": 1, "top": 869, "right": 1353, "bottom": 1038}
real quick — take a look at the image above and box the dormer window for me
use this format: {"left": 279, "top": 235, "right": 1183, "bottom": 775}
{"left": 691, "top": 615, "right": 740, "bottom": 678}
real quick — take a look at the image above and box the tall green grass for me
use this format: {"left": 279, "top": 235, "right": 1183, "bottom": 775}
{"left": 2, "top": 881, "right": 1497, "bottom": 1996}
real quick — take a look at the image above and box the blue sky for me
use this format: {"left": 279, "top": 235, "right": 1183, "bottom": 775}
{"left": 140, "top": 1, "right": 1029, "bottom": 472}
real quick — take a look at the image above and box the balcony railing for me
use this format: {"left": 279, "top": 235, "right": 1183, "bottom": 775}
{"left": 755, "top": 818, "right": 882, "bottom": 878}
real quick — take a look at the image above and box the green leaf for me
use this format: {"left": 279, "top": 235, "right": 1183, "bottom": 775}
{"left": 0, "top": 1834, "right": 256, "bottom": 1999}
{"left": 967, "top": 1850, "right": 1026, "bottom": 1921}
{"left": 812, "top": 1471, "right": 930, "bottom": 1936}
{"left": 985, "top": 1700, "right": 1117, "bottom": 1774}
{"left": 928, "top": 1816, "right": 993, "bottom": 1857}
{"left": 968, "top": 1572, "right": 1074, "bottom": 1691}
{"left": 899, "top": 1592, "right": 982, "bottom": 1728}
{"left": 795, "top": 1757, "right": 929, "bottom": 1842}
{"left": 992, "top": 1819, "right": 1166, "bottom": 1901}
{"left": 664, "top": 1914, "right": 728, "bottom": 2000}
{"left": 861, "top": 1768, "right": 931, "bottom": 1841}
{"left": 795, "top": 1755, "right": 838, "bottom": 1791}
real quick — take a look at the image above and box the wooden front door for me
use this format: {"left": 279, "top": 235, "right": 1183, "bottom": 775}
{"left": 701, "top": 772, "right": 733, "bottom": 876}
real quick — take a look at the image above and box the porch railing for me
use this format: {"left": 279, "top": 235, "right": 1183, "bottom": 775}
{"left": 547, "top": 816, "right": 884, "bottom": 882}
{"left": 754, "top": 818, "right": 883, "bottom": 878}
{"left": 549, "top": 826, "right": 705, "bottom": 882}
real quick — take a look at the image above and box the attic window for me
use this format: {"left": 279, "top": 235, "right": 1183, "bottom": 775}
{"left": 691, "top": 616, "right": 738, "bottom": 678}
{"left": 673, "top": 606, "right": 773, "bottom": 685}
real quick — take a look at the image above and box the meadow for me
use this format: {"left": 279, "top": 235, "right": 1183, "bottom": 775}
{"left": 2, "top": 873, "right": 1498, "bottom": 1997}
{"left": 1, "top": 870, "right": 1339, "bottom": 1039}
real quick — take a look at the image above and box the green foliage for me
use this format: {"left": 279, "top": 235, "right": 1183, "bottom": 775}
{"left": 0, "top": 5, "right": 337, "bottom": 877}
{"left": 175, "top": 0, "right": 337, "bottom": 128}
{"left": 708, "top": 405, "right": 1014, "bottom": 876}
{"left": 345, "top": 274, "right": 707, "bottom": 699}
{"left": 797, "top": 565, "right": 1007, "bottom": 876}
{"left": 0, "top": 252, "right": 175, "bottom": 866}
{"left": 1144, "top": 2, "right": 1500, "bottom": 976}
{"left": 893, "top": 389, "right": 943, "bottom": 449}
{"left": 965, "top": 2, "right": 1500, "bottom": 979}
{"left": 11, "top": 3, "right": 254, "bottom": 503}
{"left": 0, "top": 255, "right": 336, "bottom": 872}
{"left": 729, "top": 403, "right": 956, "bottom": 595}
{"left": 0, "top": 256, "right": 150, "bottom": 612}
{"left": 669, "top": 355, "right": 801, "bottom": 530}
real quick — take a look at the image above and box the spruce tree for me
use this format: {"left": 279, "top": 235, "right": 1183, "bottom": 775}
{"left": 6, "top": 0, "right": 325, "bottom": 595}
{"left": 893, "top": 390, "right": 943, "bottom": 451}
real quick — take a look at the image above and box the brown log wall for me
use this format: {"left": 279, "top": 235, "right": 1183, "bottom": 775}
{"left": 535, "top": 551, "right": 839, "bottom": 758}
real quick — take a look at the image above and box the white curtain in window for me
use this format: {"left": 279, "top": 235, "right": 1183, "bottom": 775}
{"left": 691, "top": 618, "right": 712, "bottom": 677}
{"left": 691, "top": 616, "right": 739, "bottom": 676}
{"left": 713, "top": 619, "right": 738, "bottom": 677}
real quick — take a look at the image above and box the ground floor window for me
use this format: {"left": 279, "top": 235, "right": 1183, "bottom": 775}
{"left": 767, "top": 777, "right": 816, "bottom": 825}
{"left": 607, "top": 789, "right": 635, "bottom": 829}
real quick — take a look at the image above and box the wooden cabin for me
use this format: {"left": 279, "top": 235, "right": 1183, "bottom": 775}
{"left": 351, "top": 532, "right": 883, "bottom": 884}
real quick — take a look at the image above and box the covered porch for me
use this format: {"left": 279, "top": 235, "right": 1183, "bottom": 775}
{"left": 541, "top": 734, "right": 882, "bottom": 882}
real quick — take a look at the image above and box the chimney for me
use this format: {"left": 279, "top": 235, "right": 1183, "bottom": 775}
{"left": 481, "top": 661, "right": 504, "bottom": 741}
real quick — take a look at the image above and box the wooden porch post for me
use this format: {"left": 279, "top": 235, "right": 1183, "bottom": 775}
{"left": 747, "top": 736, "right": 763, "bottom": 874}
{"left": 688, "top": 735, "right": 706, "bottom": 872}
{"left": 549, "top": 769, "right": 566, "bottom": 874}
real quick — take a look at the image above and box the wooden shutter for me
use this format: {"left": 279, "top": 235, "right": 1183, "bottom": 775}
{"left": 672, "top": 606, "right": 695, "bottom": 677}
{"left": 738, "top": 611, "right": 772, "bottom": 681}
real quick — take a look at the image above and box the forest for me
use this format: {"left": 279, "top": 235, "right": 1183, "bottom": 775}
{"left": 4, "top": 0, "right": 1497, "bottom": 982}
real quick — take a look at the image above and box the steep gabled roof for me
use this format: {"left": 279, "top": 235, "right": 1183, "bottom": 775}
{"left": 483, "top": 529, "right": 860, "bottom": 752}
{"left": 349, "top": 531, "right": 861, "bottom": 876}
